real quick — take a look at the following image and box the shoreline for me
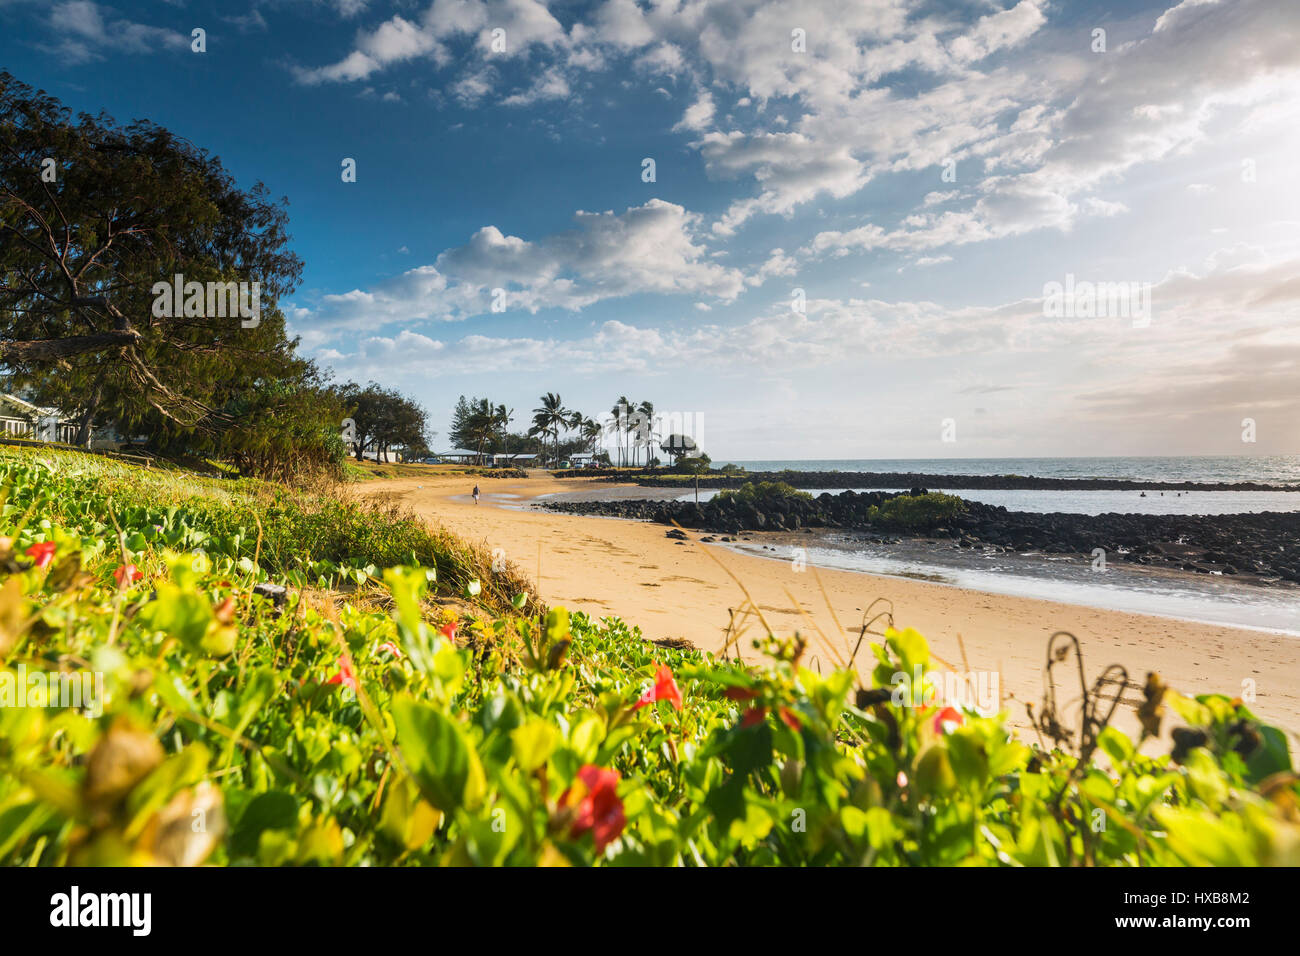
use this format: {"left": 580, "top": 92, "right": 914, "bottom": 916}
{"left": 716, "top": 533, "right": 1300, "bottom": 638}
{"left": 538, "top": 488, "right": 1300, "bottom": 586}
{"left": 529, "top": 491, "right": 1300, "bottom": 631}
{"left": 356, "top": 469, "right": 1300, "bottom": 740}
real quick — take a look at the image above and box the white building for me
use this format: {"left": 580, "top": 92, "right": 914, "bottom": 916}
{"left": 0, "top": 393, "right": 83, "bottom": 444}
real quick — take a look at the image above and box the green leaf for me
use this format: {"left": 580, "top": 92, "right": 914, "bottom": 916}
{"left": 511, "top": 719, "right": 559, "bottom": 773}
{"left": 231, "top": 791, "right": 299, "bottom": 858}
{"left": 544, "top": 607, "right": 570, "bottom": 645}
{"left": 392, "top": 697, "right": 486, "bottom": 814}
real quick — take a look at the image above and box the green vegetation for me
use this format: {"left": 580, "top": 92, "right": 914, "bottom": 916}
{"left": 0, "top": 448, "right": 531, "bottom": 614}
{"left": 1, "top": 448, "right": 1296, "bottom": 866}
{"left": 717, "top": 480, "right": 812, "bottom": 507}
{"left": 337, "top": 383, "right": 431, "bottom": 463}
{"left": 0, "top": 73, "right": 348, "bottom": 478}
{"left": 866, "top": 492, "right": 966, "bottom": 531}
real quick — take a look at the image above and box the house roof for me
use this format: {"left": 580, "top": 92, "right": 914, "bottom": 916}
{"left": 0, "top": 392, "right": 61, "bottom": 419}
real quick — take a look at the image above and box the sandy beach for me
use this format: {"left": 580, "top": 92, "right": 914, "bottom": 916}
{"left": 357, "top": 468, "right": 1300, "bottom": 741}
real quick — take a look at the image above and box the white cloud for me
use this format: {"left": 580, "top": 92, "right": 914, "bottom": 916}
{"left": 295, "top": 0, "right": 565, "bottom": 87}
{"left": 592, "top": 0, "right": 655, "bottom": 50}
{"left": 697, "top": 131, "right": 868, "bottom": 235}
{"left": 296, "top": 199, "right": 747, "bottom": 334}
{"left": 673, "top": 90, "right": 715, "bottom": 132}
{"left": 501, "top": 66, "right": 570, "bottom": 105}
{"left": 947, "top": 0, "right": 1045, "bottom": 64}
{"left": 45, "top": 1, "right": 188, "bottom": 62}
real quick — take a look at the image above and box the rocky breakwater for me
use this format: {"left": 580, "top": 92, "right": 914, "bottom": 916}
{"left": 540, "top": 489, "right": 1300, "bottom": 583}
{"left": 559, "top": 468, "right": 1300, "bottom": 492}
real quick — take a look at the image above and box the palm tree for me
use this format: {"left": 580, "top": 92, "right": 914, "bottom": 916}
{"left": 532, "top": 392, "right": 571, "bottom": 468}
{"left": 637, "top": 400, "right": 656, "bottom": 468}
{"left": 580, "top": 417, "right": 602, "bottom": 456}
{"left": 610, "top": 396, "right": 632, "bottom": 467}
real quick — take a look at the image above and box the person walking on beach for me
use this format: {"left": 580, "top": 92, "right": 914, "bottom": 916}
{"left": 472, "top": 484, "right": 480, "bottom": 505}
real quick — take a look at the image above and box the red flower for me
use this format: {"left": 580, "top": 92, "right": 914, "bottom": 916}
{"left": 24, "top": 541, "right": 56, "bottom": 570}
{"left": 440, "top": 622, "right": 458, "bottom": 642}
{"left": 113, "top": 564, "right": 144, "bottom": 587}
{"left": 562, "top": 765, "right": 626, "bottom": 854}
{"left": 741, "top": 706, "right": 767, "bottom": 729}
{"left": 327, "top": 655, "right": 358, "bottom": 691}
{"left": 723, "top": 686, "right": 761, "bottom": 701}
{"left": 933, "top": 706, "right": 964, "bottom": 734}
{"left": 379, "top": 641, "right": 403, "bottom": 658}
{"left": 779, "top": 707, "right": 803, "bottom": 730}
{"left": 633, "top": 664, "right": 683, "bottom": 711}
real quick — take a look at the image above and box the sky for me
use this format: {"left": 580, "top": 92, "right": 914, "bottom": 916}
{"left": 2, "top": 0, "right": 1299, "bottom": 461}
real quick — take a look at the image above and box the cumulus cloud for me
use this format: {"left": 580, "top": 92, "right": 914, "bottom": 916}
{"left": 295, "top": 199, "right": 747, "bottom": 334}
{"left": 294, "top": 0, "right": 565, "bottom": 85}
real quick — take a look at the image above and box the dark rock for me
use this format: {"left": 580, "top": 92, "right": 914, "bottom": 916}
{"left": 539, "top": 488, "right": 1300, "bottom": 584}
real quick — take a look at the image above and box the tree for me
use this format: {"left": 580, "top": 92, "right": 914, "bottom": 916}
{"left": 339, "top": 382, "right": 429, "bottom": 461}
{"left": 531, "top": 392, "right": 571, "bottom": 468}
{"left": 610, "top": 395, "right": 632, "bottom": 467}
{"left": 450, "top": 396, "right": 511, "bottom": 464}
{"left": 0, "top": 72, "right": 327, "bottom": 475}
{"left": 660, "top": 433, "right": 698, "bottom": 462}
{"left": 580, "top": 417, "right": 602, "bottom": 455}
{"left": 207, "top": 374, "right": 349, "bottom": 479}
{"left": 634, "top": 400, "right": 656, "bottom": 467}
{"left": 681, "top": 453, "right": 712, "bottom": 505}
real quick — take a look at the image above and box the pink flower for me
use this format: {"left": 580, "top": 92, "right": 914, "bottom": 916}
{"left": 113, "top": 564, "right": 144, "bottom": 587}
{"left": 633, "top": 664, "right": 683, "bottom": 711}
{"left": 738, "top": 706, "right": 801, "bottom": 730}
{"left": 933, "top": 706, "right": 964, "bottom": 734}
{"left": 561, "top": 765, "right": 626, "bottom": 853}
{"left": 24, "top": 541, "right": 56, "bottom": 570}
{"left": 327, "top": 655, "right": 358, "bottom": 691}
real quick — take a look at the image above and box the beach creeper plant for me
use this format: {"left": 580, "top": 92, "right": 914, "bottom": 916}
{"left": 0, "top": 448, "right": 1297, "bottom": 866}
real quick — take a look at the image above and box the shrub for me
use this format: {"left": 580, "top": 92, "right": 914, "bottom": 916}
{"left": 716, "top": 480, "right": 812, "bottom": 508}
{"left": 866, "top": 492, "right": 965, "bottom": 530}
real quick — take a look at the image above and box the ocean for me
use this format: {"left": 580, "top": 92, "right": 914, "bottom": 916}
{"left": 715, "top": 455, "right": 1300, "bottom": 486}
{"left": 684, "top": 488, "right": 1300, "bottom": 515}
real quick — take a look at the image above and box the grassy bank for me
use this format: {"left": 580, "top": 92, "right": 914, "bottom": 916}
{"left": 344, "top": 460, "right": 529, "bottom": 482}
{"left": 0, "top": 448, "right": 534, "bottom": 614}
{"left": 0, "top": 448, "right": 1296, "bottom": 866}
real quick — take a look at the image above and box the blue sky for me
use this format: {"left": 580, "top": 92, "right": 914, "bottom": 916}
{"left": 3, "top": 0, "right": 1299, "bottom": 460}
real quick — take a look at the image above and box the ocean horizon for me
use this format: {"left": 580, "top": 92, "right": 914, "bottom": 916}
{"left": 713, "top": 455, "right": 1300, "bottom": 486}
